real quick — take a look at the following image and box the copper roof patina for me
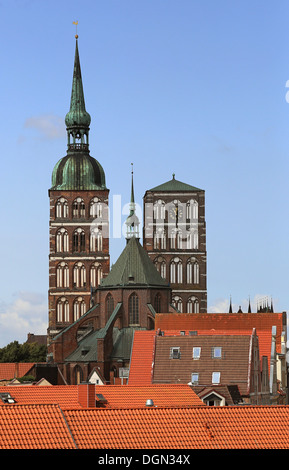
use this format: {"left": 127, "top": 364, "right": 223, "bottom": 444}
{"left": 50, "top": 36, "right": 106, "bottom": 191}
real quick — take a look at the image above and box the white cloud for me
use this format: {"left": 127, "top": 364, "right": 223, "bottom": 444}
{"left": 24, "top": 113, "right": 65, "bottom": 139}
{"left": 0, "top": 291, "right": 47, "bottom": 347}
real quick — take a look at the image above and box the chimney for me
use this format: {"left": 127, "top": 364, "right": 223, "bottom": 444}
{"left": 78, "top": 383, "right": 96, "bottom": 408}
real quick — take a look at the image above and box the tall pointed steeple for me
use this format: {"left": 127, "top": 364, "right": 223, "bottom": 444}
{"left": 65, "top": 34, "right": 91, "bottom": 153}
{"left": 125, "top": 163, "right": 140, "bottom": 241}
{"left": 50, "top": 33, "right": 106, "bottom": 191}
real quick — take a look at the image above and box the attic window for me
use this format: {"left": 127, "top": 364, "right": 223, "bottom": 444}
{"left": 96, "top": 394, "right": 107, "bottom": 404}
{"left": 170, "top": 347, "right": 181, "bottom": 359}
{"left": 0, "top": 393, "right": 16, "bottom": 404}
{"left": 212, "top": 347, "right": 222, "bottom": 358}
{"left": 212, "top": 372, "right": 221, "bottom": 384}
{"left": 189, "top": 331, "right": 198, "bottom": 336}
{"left": 191, "top": 373, "right": 199, "bottom": 385}
{"left": 192, "top": 347, "right": 201, "bottom": 359}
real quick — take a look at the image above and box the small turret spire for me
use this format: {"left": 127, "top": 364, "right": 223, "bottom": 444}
{"left": 125, "top": 163, "right": 140, "bottom": 241}
{"left": 65, "top": 32, "right": 91, "bottom": 153}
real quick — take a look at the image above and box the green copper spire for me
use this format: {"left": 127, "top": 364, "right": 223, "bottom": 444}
{"left": 65, "top": 36, "right": 91, "bottom": 153}
{"left": 50, "top": 35, "right": 107, "bottom": 191}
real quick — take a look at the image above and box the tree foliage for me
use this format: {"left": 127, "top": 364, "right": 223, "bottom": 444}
{"left": 0, "top": 341, "right": 47, "bottom": 363}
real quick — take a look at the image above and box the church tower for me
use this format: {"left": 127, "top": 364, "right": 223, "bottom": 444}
{"left": 143, "top": 175, "right": 207, "bottom": 313}
{"left": 48, "top": 36, "right": 110, "bottom": 342}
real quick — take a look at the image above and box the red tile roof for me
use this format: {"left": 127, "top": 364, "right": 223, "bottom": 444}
{"left": 63, "top": 405, "right": 289, "bottom": 449}
{"left": 0, "top": 385, "right": 81, "bottom": 409}
{"left": 155, "top": 312, "right": 286, "bottom": 364}
{"left": 128, "top": 330, "right": 155, "bottom": 385}
{"left": 0, "top": 363, "right": 36, "bottom": 381}
{"left": 0, "top": 404, "right": 76, "bottom": 449}
{"left": 0, "top": 383, "right": 204, "bottom": 408}
{"left": 94, "top": 384, "right": 205, "bottom": 407}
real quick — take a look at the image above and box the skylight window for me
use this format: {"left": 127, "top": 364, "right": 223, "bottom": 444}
{"left": 170, "top": 347, "right": 181, "bottom": 359}
{"left": 191, "top": 373, "right": 199, "bottom": 384}
{"left": 192, "top": 347, "right": 201, "bottom": 359}
{"left": 212, "top": 372, "right": 221, "bottom": 384}
{"left": 212, "top": 347, "right": 222, "bottom": 358}
{"left": 0, "top": 393, "right": 16, "bottom": 404}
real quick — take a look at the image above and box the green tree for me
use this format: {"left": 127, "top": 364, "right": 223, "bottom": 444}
{"left": 0, "top": 341, "right": 47, "bottom": 363}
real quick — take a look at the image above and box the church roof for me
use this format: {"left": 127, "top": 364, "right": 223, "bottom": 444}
{"left": 50, "top": 153, "right": 106, "bottom": 190}
{"left": 148, "top": 175, "right": 202, "bottom": 192}
{"left": 99, "top": 237, "right": 169, "bottom": 288}
{"left": 50, "top": 37, "right": 106, "bottom": 191}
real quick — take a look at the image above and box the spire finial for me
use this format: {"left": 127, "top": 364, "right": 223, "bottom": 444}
{"left": 126, "top": 163, "right": 140, "bottom": 241}
{"left": 73, "top": 21, "right": 78, "bottom": 38}
{"left": 172, "top": 173, "right": 175, "bottom": 179}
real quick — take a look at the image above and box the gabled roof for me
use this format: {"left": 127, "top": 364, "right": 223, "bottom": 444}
{"left": 0, "top": 404, "right": 77, "bottom": 449}
{"left": 155, "top": 312, "right": 286, "bottom": 366}
{"left": 63, "top": 406, "right": 289, "bottom": 449}
{"left": 128, "top": 330, "right": 156, "bottom": 385}
{"left": 148, "top": 175, "right": 202, "bottom": 193}
{"left": 94, "top": 384, "right": 204, "bottom": 408}
{"left": 99, "top": 236, "right": 169, "bottom": 288}
{"left": 0, "top": 363, "right": 36, "bottom": 381}
{"left": 0, "top": 385, "right": 82, "bottom": 409}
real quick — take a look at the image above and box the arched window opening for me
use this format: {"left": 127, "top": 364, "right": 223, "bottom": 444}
{"left": 172, "top": 295, "right": 183, "bottom": 313}
{"left": 56, "top": 262, "right": 69, "bottom": 288}
{"left": 106, "top": 293, "right": 114, "bottom": 318}
{"left": 154, "top": 293, "right": 161, "bottom": 313}
{"left": 73, "top": 262, "right": 86, "bottom": 288}
{"left": 186, "top": 199, "right": 198, "bottom": 220}
{"left": 90, "top": 228, "right": 102, "bottom": 252}
{"left": 73, "top": 198, "right": 85, "bottom": 218}
{"left": 74, "top": 365, "right": 83, "bottom": 385}
{"left": 90, "top": 197, "right": 103, "bottom": 219}
{"left": 57, "top": 297, "right": 69, "bottom": 323}
{"left": 154, "top": 228, "right": 166, "bottom": 250}
{"left": 153, "top": 199, "right": 166, "bottom": 220}
{"left": 154, "top": 257, "right": 166, "bottom": 279}
{"left": 90, "top": 262, "right": 103, "bottom": 288}
{"left": 73, "top": 228, "right": 85, "bottom": 252}
{"left": 170, "top": 257, "right": 182, "bottom": 284}
{"left": 55, "top": 198, "right": 69, "bottom": 218}
{"left": 129, "top": 293, "right": 139, "bottom": 325}
{"left": 56, "top": 229, "right": 69, "bottom": 252}
{"left": 187, "top": 296, "right": 199, "bottom": 313}
{"left": 73, "top": 297, "right": 86, "bottom": 321}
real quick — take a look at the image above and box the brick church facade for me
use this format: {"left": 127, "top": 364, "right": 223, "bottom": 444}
{"left": 47, "top": 36, "right": 207, "bottom": 384}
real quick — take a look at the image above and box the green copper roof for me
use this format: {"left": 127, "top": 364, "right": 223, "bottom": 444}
{"left": 149, "top": 174, "right": 202, "bottom": 192}
{"left": 100, "top": 237, "right": 169, "bottom": 288}
{"left": 50, "top": 37, "right": 107, "bottom": 191}
{"left": 51, "top": 153, "right": 106, "bottom": 190}
{"left": 65, "top": 38, "right": 91, "bottom": 130}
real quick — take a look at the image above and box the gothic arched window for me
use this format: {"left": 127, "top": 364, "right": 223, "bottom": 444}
{"left": 129, "top": 293, "right": 139, "bottom": 325}
{"left": 172, "top": 295, "right": 183, "bottom": 312}
{"left": 90, "top": 262, "right": 103, "bottom": 288}
{"left": 55, "top": 198, "right": 68, "bottom": 218}
{"left": 90, "top": 197, "right": 103, "bottom": 219}
{"left": 56, "top": 229, "right": 69, "bottom": 252}
{"left": 73, "top": 228, "right": 85, "bottom": 252}
{"left": 170, "top": 257, "right": 182, "bottom": 284}
{"left": 154, "top": 256, "right": 166, "bottom": 279}
{"left": 186, "top": 258, "right": 199, "bottom": 284}
{"left": 73, "top": 296, "right": 86, "bottom": 321}
{"left": 106, "top": 293, "right": 114, "bottom": 318}
{"left": 73, "top": 262, "right": 86, "bottom": 288}
{"left": 90, "top": 227, "right": 102, "bottom": 252}
{"left": 56, "top": 297, "right": 69, "bottom": 323}
{"left": 73, "top": 198, "right": 85, "bottom": 218}
{"left": 154, "top": 293, "right": 161, "bottom": 313}
{"left": 56, "top": 262, "right": 69, "bottom": 288}
{"left": 187, "top": 296, "right": 199, "bottom": 313}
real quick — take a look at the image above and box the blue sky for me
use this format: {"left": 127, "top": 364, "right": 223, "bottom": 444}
{"left": 0, "top": 0, "right": 288, "bottom": 346}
